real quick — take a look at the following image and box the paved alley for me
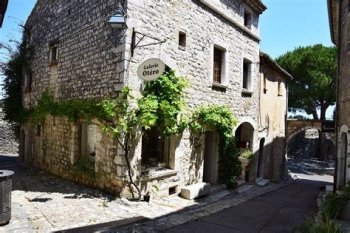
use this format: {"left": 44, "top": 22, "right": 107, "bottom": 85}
{"left": 0, "top": 155, "right": 292, "bottom": 233}
{"left": 162, "top": 179, "right": 327, "bottom": 233}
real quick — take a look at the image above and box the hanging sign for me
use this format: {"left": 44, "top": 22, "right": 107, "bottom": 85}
{"left": 137, "top": 58, "right": 165, "bottom": 81}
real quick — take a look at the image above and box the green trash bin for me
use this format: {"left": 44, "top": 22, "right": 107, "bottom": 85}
{"left": 0, "top": 170, "right": 14, "bottom": 226}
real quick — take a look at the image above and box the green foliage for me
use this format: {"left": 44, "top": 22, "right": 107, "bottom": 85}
{"left": 191, "top": 105, "right": 241, "bottom": 188}
{"left": 191, "top": 105, "right": 238, "bottom": 139}
{"left": 322, "top": 193, "right": 347, "bottom": 219}
{"left": 1, "top": 28, "right": 32, "bottom": 133}
{"left": 74, "top": 156, "right": 95, "bottom": 181}
{"left": 142, "top": 68, "right": 189, "bottom": 136}
{"left": 29, "top": 90, "right": 103, "bottom": 125}
{"left": 240, "top": 148, "right": 253, "bottom": 160}
{"left": 293, "top": 214, "right": 341, "bottom": 233}
{"left": 275, "top": 44, "right": 337, "bottom": 120}
{"left": 218, "top": 138, "right": 242, "bottom": 189}
{"left": 99, "top": 69, "right": 188, "bottom": 139}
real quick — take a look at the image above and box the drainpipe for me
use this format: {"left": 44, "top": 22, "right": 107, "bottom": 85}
{"left": 333, "top": 0, "right": 341, "bottom": 193}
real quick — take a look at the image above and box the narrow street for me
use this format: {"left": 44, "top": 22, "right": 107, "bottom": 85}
{"left": 163, "top": 179, "right": 328, "bottom": 233}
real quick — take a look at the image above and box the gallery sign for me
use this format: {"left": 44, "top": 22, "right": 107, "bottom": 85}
{"left": 137, "top": 58, "right": 165, "bottom": 81}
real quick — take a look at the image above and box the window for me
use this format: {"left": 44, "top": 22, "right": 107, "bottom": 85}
{"left": 278, "top": 80, "right": 282, "bottom": 96}
{"left": 36, "top": 124, "right": 41, "bottom": 137}
{"left": 213, "top": 47, "right": 223, "bottom": 83}
{"left": 50, "top": 43, "right": 58, "bottom": 66}
{"left": 179, "top": 31, "right": 186, "bottom": 47}
{"left": 80, "top": 123, "right": 97, "bottom": 157}
{"left": 142, "top": 128, "right": 170, "bottom": 168}
{"left": 244, "top": 11, "right": 252, "bottom": 29}
{"left": 25, "top": 72, "right": 33, "bottom": 93}
{"left": 263, "top": 73, "right": 267, "bottom": 94}
{"left": 243, "top": 59, "right": 252, "bottom": 90}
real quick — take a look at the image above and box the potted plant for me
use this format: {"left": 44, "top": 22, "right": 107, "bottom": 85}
{"left": 239, "top": 148, "right": 253, "bottom": 165}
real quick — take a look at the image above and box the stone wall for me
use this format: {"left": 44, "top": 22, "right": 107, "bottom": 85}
{"left": 0, "top": 108, "right": 18, "bottom": 155}
{"left": 23, "top": 0, "right": 265, "bottom": 196}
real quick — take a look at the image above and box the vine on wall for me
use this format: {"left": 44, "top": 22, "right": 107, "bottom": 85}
{"left": 1, "top": 28, "right": 33, "bottom": 135}
{"left": 191, "top": 105, "right": 242, "bottom": 189}
{"left": 26, "top": 69, "right": 188, "bottom": 199}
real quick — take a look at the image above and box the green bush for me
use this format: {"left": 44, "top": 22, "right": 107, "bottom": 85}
{"left": 322, "top": 193, "right": 347, "bottom": 219}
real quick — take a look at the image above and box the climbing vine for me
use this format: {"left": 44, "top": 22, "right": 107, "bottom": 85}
{"left": 191, "top": 105, "right": 242, "bottom": 189}
{"left": 1, "top": 27, "right": 33, "bottom": 135}
{"left": 26, "top": 69, "right": 188, "bottom": 199}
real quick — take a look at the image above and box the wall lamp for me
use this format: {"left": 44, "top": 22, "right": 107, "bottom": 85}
{"left": 108, "top": 4, "right": 126, "bottom": 29}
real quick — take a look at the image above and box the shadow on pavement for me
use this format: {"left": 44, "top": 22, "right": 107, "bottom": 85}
{"left": 0, "top": 154, "right": 116, "bottom": 202}
{"left": 53, "top": 216, "right": 149, "bottom": 233}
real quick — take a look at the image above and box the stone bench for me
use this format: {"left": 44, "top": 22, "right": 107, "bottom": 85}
{"left": 181, "top": 182, "right": 211, "bottom": 200}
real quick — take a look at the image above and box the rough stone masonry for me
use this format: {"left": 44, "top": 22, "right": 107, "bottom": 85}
{"left": 0, "top": 107, "right": 19, "bottom": 155}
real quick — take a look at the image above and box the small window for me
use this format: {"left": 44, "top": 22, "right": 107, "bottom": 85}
{"left": 50, "top": 43, "right": 58, "bottom": 66}
{"left": 278, "top": 80, "right": 282, "bottom": 96}
{"left": 179, "top": 31, "right": 186, "bottom": 47}
{"left": 142, "top": 127, "right": 169, "bottom": 168}
{"left": 36, "top": 125, "right": 42, "bottom": 137}
{"left": 244, "top": 11, "right": 252, "bottom": 29}
{"left": 263, "top": 73, "right": 267, "bottom": 94}
{"left": 25, "top": 72, "right": 33, "bottom": 93}
{"left": 213, "top": 47, "right": 223, "bottom": 83}
{"left": 243, "top": 59, "right": 252, "bottom": 90}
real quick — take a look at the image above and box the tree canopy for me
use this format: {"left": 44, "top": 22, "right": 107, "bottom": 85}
{"left": 275, "top": 44, "right": 337, "bottom": 120}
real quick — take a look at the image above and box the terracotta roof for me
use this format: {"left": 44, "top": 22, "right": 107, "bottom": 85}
{"left": 0, "top": 0, "right": 8, "bottom": 27}
{"left": 260, "top": 51, "right": 293, "bottom": 80}
{"left": 327, "top": 0, "right": 338, "bottom": 45}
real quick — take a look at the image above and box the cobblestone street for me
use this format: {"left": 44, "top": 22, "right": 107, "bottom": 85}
{"left": 0, "top": 155, "right": 294, "bottom": 233}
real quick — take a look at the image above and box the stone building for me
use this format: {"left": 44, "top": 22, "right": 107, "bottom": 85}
{"left": 0, "top": 0, "right": 8, "bottom": 28}
{"left": 0, "top": 101, "right": 19, "bottom": 155}
{"left": 22, "top": 0, "right": 266, "bottom": 197}
{"left": 328, "top": 0, "right": 350, "bottom": 190}
{"left": 258, "top": 52, "right": 292, "bottom": 182}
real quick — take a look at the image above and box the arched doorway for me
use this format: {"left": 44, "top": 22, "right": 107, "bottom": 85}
{"left": 235, "top": 123, "right": 254, "bottom": 149}
{"left": 235, "top": 122, "right": 254, "bottom": 181}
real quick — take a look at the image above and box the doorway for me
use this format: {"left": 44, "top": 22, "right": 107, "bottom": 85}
{"left": 203, "top": 131, "right": 218, "bottom": 184}
{"left": 257, "top": 138, "right": 265, "bottom": 178}
{"left": 339, "top": 133, "right": 348, "bottom": 189}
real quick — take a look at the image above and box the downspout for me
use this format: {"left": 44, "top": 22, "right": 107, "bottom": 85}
{"left": 334, "top": 0, "right": 341, "bottom": 193}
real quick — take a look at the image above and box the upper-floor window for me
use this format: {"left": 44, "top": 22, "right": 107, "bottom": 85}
{"left": 262, "top": 73, "right": 267, "bottom": 94}
{"left": 179, "top": 31, "right": 186, "bottom": 47}
{"left": 25, "top": 72, "right": 33, "bottom": 93}
{"left": 244, "top": 10, "right": 252, "bottom": 29}
{"left": 243, "top": 59, "right": 252, "bottom": 91}
{"left": 278, "top": 80, "right": 282, "bottom": 96}
{"left": 213, "top": 47, "right": 223, "bottom": 83}
{"left": 50, "top": 42, "right": 59, "bottom": 66}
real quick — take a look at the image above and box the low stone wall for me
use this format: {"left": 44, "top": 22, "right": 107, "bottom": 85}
{"left": 0, "top": 109, "right": 19, "bottom": 155}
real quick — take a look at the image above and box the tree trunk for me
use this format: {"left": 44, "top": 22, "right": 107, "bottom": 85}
{"left": 312, "top": 109, "right": 318, "bottom": 120}
{"left": 320, "top": 104, "right": 329, "bottom": 121}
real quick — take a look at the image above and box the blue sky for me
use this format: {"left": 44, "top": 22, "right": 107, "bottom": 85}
{"left": 0, "top": 0, "right": 36, "bottom": 47}
{"left": 0, "top": 0, "right": 334, "bottom": 118}
{"left": 260, "top": 0, "right": 333, "bottom": 59}
{"left": 1, "top": 0, "right": 333, "bottom": 59}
